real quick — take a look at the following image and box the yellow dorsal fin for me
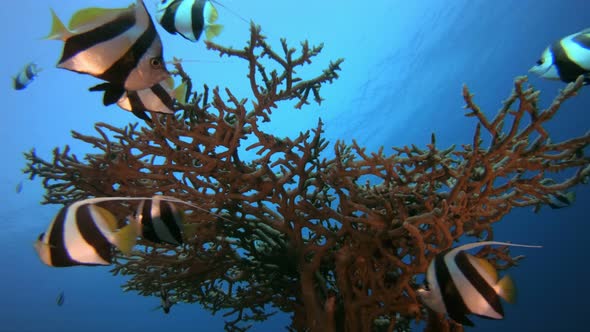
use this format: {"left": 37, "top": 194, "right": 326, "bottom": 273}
{"left": 469, "top": 254, "right": 499, "bottom": 281}
{"left": 68, "top": 6, "right": 130, "bottom": 31}
{"left": 46, "top": 9, "right": 70, "bottom": 40}
{"left": 174, "top": 82, "right": 188, "bottom": 103}
{"left": 206, "top": 2, "right": 219, "bottom": 23}
{"left": 91, "top": 205, "right": 119, "bottom": 231}
{"left": 497, "top": 275, "right": 517, "bottom": 303}
{"left": 205, "top": 24, "right": 224, "bottom": 40}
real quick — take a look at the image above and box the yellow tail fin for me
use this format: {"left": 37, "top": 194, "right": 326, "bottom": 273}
{"left": 497, "top": 275, "right": 517, "bottom": 303}
{"left": 205, "top": 24, "right": 224, "bottom": 40}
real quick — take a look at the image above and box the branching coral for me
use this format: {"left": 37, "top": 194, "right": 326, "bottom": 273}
{"left": 24, "top": 23, "right": 590, "bottom": 332}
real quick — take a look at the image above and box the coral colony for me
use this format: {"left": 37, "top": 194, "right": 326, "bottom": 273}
{"left": 25, "top": 24, "right": 590, "bottom": 331}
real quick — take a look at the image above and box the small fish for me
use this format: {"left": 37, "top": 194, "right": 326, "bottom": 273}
{"left": 46, "top": 0, "right": 170, "bottom": 98}
{"left": 530, "top": 28, "right": 590, "bottom": 84}
{"left": 417, "top": 241, "right": 541, "bottom": 326}
{"left": 15, "top": 180, "right": 23, "bottom": 194}
{"left": 159, "top": 286, "right": 174, "bottom": 314}
{"left": 135, "top": 195, "right": 185, "bottom": 245}
{"left": 56, "top": 291, "right": 65, "bottom": 306}
{"left": 12, "top": 63, "right": 42, "bottom": 90}
{"left": 156, "top": 0, "right": 224, "bottom": 42}
{"left": 533, "top": 191, "right": 576, "bottom": 213}
{"left": 89, "top": 78, "right": 188, "bottom": 121}
{"left": 34, "top": 197, "right": 141, "bottom": 267}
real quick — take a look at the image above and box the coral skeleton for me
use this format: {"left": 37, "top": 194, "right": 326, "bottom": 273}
{"left": 25, "top": 23, "right": 590, "bottom": 331}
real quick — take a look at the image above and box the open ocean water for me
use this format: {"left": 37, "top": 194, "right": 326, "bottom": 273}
{"left": 1, "top": 1, "right": 589, "bottom": 331}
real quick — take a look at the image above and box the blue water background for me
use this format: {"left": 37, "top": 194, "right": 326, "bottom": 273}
{"left": 1, "top": 0, "right": 589, "bottom": 331}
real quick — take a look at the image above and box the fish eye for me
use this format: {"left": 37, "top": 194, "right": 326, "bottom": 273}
{"left": 150, "top": 57, "right": 163, "bottom": 68}
{"left": 536, "top": 59, "right": 543, "bottom": 65}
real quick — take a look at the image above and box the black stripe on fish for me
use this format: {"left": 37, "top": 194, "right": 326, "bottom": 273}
{"left": 160, "top": 1, "right": 182, "bottom": 35}
{"left": 151, "top": 82, "right": 174, "bottom": 109}
{"left": 137, "top": 199, "right": 183, "bottom": 245}
{"left": 59, "top": 11, "right": 136, "bottom": 68}
{"left": 138, "top": 200, "right": 160, "bottom": 243}
{"left": 13, "top": 78, "right": 26, "bottom": 90}
{"left": 25, "top": 64, "right": 36, "bottom": 80}
{"left": 126, "top": 90, "right": 152, "bottom": 121}
{"left": 98, "top": 16, "right": 159, "bottom": 86}
{"left": 551, "top": 40, "right": 589, "bottom": 82}
{"left": 454, "top": 251, "right": 504, "bottom": 318}
{"left": 434, "top": 249, "right": 474, "bottom": 326}
{"left": 47, "top": 207, "right": 79, "bottom": 267}
{"left": 159, "top": 201, "right": 183, "bottom": 244}
{"left": 76, "top": 204, "right": 113, "bottom": 264}
{"left": 190, "top": 0, "right": 206, "bottom": 41}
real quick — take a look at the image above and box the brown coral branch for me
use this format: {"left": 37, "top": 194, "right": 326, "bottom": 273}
{"left": 23, "top": 22, "right": 590, "bottom": 332}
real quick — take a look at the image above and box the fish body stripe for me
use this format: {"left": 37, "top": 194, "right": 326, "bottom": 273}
{"left": 160, "top": 1, "right": 182, "bottom": 35}
{"left": 47, "top": 207, "right": 78, "bottom": 266}
{"left": 158, "top": 201, "right": 183, "bottom": 244}
{"left": 138, "top": 200, "right": 160, "bottom": 243}
{"left": 189, "top": 0, "right": 206, "bottom": 41}
{"left": 138, "top": 199, "right": 183, "bottom": 245}
{"left": 434, "top": 249, "right": 473, "bottom": 326}
{"left": 24, "top": 64, "right": 36, "bottom": 79}
{"left": 99, "top": 16, "right": 159, "bottom": 87}
{"left": 75, "top": 205, "right": 113, "bottom": 264}
{"left": 454, "top": 251, "right": 504, "bottom": 318}
{"left": 13, "top": 77, "right": 26, "bottom": 90}
{"left": 551, "top": 40, "right": 589, "bottom": 82}
{"left": 59, "top": 11, "right": 136, "bottom": 69}
{"left": 127, "top": 90, "right": 146, "bottom": 112}
{"left": 151, "top": 82, "right": 174, "bottom": 109}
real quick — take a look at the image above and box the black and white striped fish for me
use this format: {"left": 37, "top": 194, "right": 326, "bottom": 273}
{"left": 12, "top": 63, "right": 41, "bottom": 90}
{"left": 134, "top": 195, "right": 185, "bottom": 245}
{"left": 530, "top": 28, "right": 590, "bottom": 84}
{"left": 417, "top": 241, "right": 541, "bottom": 326}
{"left": 90, "top": 77, "right": 188, "bottom": 121}
{"left": 45, "top": 0, "right": 170, "bottom": 100}
{"left": 34, "top": 197, "right": 141, "bottom": 267}
{"left": 156, "top": 0, "right": 224, "bottom": 42}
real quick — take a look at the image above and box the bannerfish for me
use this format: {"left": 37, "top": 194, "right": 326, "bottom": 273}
{"left": 12, "top": 63, "right": 42, "bottom": 90}
{"left": 89, "top": 78, "right": 187, "bottom": 121}
{"left": 156, "top": 0, "right": 224, "bottom": 42}
{"left": 56, "top": 291, "right": 65, "bottom": 306}
{"left": 417, "top": 241, "right": 541, "bottom": 326}
{"left": 529, "top": 28, "right": 590, "bottom": 84}
{"left": 134, "top": 195, "right": 185, "bottom": 245}
{"left": 34, "top": 197, "right": 141, "bottom": 267}
{"left": 45, "top": 0, "right": 170, "bottom": 102}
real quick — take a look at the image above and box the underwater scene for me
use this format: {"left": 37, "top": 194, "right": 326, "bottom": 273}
{"left": 2, "top": 0, "right": 589, "bottom": 331}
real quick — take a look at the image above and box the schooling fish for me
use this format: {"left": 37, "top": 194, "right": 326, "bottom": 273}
{"left": 417, "top": 241, "right": 541, "bottom": 326}
{"left": 12, "top": 63, "right": 41, "bottom": 90}
{"left": 34, "top": 197, "right": 141, "bottom": 267}
{"left": 156, "top": 0, "right": 224, "bottom": 42}
{"left": 529, "top": 28, "right": 590, "bottom": 84}
{"left": 45, "top": 0, "right": 170, "bottom": 100}
{"left": 89, "top": 78, "right": 187, "bottom": 121}
{"left": 134, "top": 195, "right": 185, "bottom": 245}
{"left": 56, "top": 291, "right": 65, "bottom": 306}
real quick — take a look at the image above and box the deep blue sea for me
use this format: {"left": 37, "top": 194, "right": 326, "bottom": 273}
{"left": 2, "top": 1, "right": 589, "bottom": 331}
